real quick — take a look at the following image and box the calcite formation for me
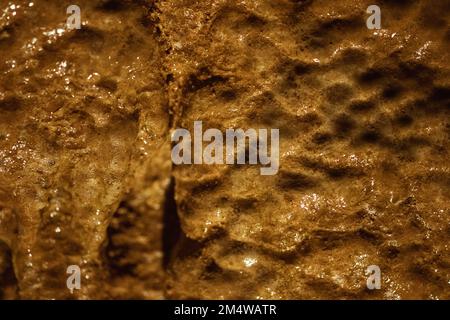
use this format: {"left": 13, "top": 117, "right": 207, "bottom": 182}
{"left": 0, "top": 0, "right": 449, "bottom": 299}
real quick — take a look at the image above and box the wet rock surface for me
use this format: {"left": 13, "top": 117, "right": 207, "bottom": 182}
{"left": 0, "top": 0, "right": 449, "bottom": 299}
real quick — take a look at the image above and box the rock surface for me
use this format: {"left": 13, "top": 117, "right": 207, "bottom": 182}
{"left": 0, "top": 0, "right": 449, "bottom": 299}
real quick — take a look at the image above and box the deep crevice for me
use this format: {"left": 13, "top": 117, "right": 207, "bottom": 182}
{"left": 0, "top": 241, "right": 17, "bottom": 300}
{"left": 162, "top": 177, "right": 181, "bottom": 268}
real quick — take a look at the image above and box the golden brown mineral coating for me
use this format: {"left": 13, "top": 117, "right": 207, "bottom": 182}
{"left": 0, "top": 0, "right": 169, "bottom": 299}
{"left": 159, "top": 0, "right": 450, "bottom": 299}
{"left": 0, "top": 0, "right": 449, "bottom": 299}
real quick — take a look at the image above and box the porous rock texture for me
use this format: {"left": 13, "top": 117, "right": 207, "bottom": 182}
{"left": 0, "top": 0, "right": 449, "bottom": 299}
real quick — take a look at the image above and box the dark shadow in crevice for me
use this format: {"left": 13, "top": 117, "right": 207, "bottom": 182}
{"left": 104, "top": 201, "right": 139, "bottom": 277}
{"left": 162, "top": 177, "right": 181, "bottom": 268}
{"left": 0, "top": 241, "right": 18, "bottom": 300}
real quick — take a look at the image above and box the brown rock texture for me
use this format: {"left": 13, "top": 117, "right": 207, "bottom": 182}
{"left": 0, "top": 0, "right": 449, "bottom": 299}
{"left": 0, "top": 0, "right": 169, "bottom": 299}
